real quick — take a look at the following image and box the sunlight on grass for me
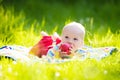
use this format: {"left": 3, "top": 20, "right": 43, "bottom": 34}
{"left": 0, "top": 55, "right": 120, "bottom": 80}
{"left": 0, "top": 6, "right": 42, "bottom": 46}
{"left": 86, "top": 29, "right": 120, "bottom": 48}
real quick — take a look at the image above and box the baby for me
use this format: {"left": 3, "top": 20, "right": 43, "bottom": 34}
{"left": 61, "top": 22, "right": 85, "bottom": 50}
{"left": 59, "top": 22, "right": 85, "bottom": 58}
{"left": 29, "top": 22, "right": 85, "bottom": 59}
{"left": 0, "top": 22, "right": 115, "bottom": 61}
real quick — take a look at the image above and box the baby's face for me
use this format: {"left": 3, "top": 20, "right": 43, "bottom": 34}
{"left": 61, "top": 28, "right": 84, "bottom": 50}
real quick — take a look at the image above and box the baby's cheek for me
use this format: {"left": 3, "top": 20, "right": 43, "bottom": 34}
{"left": 79, "top": 41, "right": 84, "bottom": 48}
{"left": 75, "top": 42, "right": 82, "bottom": 48}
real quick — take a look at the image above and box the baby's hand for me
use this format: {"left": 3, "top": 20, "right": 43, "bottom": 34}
{"left": 59, "top": 51, "right": 71, "bottom": 59}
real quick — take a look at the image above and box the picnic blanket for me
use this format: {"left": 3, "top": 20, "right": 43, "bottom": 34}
{"left": 0, "top": 45, "right": 116, "bottom": 63}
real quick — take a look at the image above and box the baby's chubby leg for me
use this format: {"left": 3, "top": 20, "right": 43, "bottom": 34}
{"left": 29, "top": 31, "right": 61, "bottom": 58}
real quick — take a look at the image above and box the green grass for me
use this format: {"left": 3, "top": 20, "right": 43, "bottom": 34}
{"left": 0, "top": 54, "right": 120, "bottom": 80}
{"left": 0, "top": 0, "right": 120, "bottom": 80}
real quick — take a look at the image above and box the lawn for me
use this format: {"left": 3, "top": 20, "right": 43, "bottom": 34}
{"left": 0, "top": 0, "right": 120, "bottom": 80}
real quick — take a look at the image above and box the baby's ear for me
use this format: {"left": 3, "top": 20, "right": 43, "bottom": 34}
{"left": 40, "top": 31, "right": 48, "bottom": 36}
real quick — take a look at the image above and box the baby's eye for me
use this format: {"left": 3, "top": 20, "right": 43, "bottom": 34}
{"left": 65, "top": 36, "right": 69, "bottom": 39}
{"left": 73, "top": 38, "right": 78, "bottom": 41}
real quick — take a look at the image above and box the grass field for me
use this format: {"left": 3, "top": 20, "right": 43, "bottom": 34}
{"left": 0, "top": 0, "right": 120, "bottom": 80}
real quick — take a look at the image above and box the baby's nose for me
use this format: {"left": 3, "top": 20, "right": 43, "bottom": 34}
{"left": 68, "top": 39, "right": 73, "bottom": 43}
{"left": 67, "top": 42, "right": 72, "bottom": 45}
{"left": 67, "top": 41, "right": 73, "bottom": 46}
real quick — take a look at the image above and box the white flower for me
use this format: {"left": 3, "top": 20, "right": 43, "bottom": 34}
{"left": 55, "top": 72, "right": 60, "bottom": 77}
{"left": 104, "top": 70, "right": 108, "bottom": 74}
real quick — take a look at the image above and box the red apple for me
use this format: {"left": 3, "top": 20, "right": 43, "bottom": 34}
{"left": 59, "top": 43, "right": 72, "bottom": 55}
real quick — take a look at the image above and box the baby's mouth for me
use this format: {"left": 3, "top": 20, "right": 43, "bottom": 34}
{"left": 66, "top": 42, "right": 73, "bottom": 48}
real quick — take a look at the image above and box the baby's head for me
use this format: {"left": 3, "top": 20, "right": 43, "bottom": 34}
{"left": 61, "top": 22, "right": 85, "bottom": 50}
